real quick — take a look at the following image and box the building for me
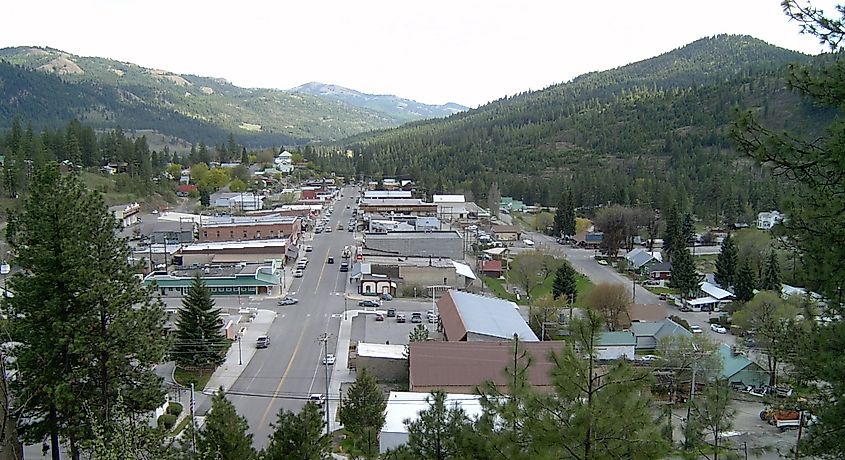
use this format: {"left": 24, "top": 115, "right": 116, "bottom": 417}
{"left": 648, "top": 262, "right": 672, "bottom": 280}
{"left": 212, "top": 193, "right": 265, "bottom": 212}
{"left": 596, "top": 331, "right": 636, "bottom": 360}
{"left": 109, "top": 202, "right": 141, "bottom": 228}
{"left": 380, "top": 392, "right": 485, "bottom": 453}
{"left": 359, "top": 275, "right": 398, "bottom": 297}
{"left": 756, "top": 210, "right": 784, "bottom": 230}
{"left": 274, "top": 150, "right": 294, "bottom": 173}
{"left": 438, "top": 290, "right": 538, "bottom": 342}
{"left": 686, "top": 281, "right": 735, "bottom": 312}
{"left": 479, "top": 259, "right": 504, "bottom": 277}
{"left": 491, "top": 224, "right": 521, "bottom": 241}
{"left": 434, "top": 194, "right": 469, "bottom": 220}
{"left": 150, "top": 220, "right": 196, "bottom": 245}
{"left": 362, "top": 190, "right": 412, "bottom": 199}
{"left": 718, "top": 344, "right": 769, "bottom": 388}
{"left": 363, "top": 231, "right": 463, "bottom": 259}
{"left": 200, "top": 215, "right": 301, "bottom": 243}
{"left": 144, "top": 261, "right": 284, "bottom": 297}
{"left": 355, "top": 256, "right": 476, "bottom": 292}
{"left": 176, "top": 184, "right": 197, "bottom": 197}
{"left": 573, "top": 231, "right": 604, "bottom": 249}
{"left": 625, "top": 248, "right": 662, "bottom": 272}
{"left": 622, "top": 303, "right": 669, "bottom": 327}
{"left": 359, "top": 198, "right": 437, "bottom": 216}
{"left": 630, "top": 319, "right": 691, "bottom": 350}
{"left": 408, "top": 341, "right": 567, "bottom": 394}
{"left": 177, "top": 239, "right": 292, "bottom": 266}
{"left": 354, "top": 342, "right": 407, "bottom": 382}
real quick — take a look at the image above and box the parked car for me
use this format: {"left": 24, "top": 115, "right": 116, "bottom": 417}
{"left": 294, "top": 269, "right": 304, "bottom": 278}
{"left": 710, "top": 324, "right": 728, "bottom": 334}
{"left": 386, "top": 308, "right": 396, "bottom": 317}
{"left": 380, "top": 293, "right": 393, "bottom": 301}
{"left": 326, "top": 227, "right": 333, "bottom": 233}
{"left": 410, "top": 312, "right": 423, "bottom": 323}
{"left": 340, "top": 262, "right": 349, "bottom": 272}
{"left": 359, "top": 300, "right": 381, "bottom": 308}
{"left": 314, "top": 227, "right": 323, "bottom": 234}
{"left": 375, "top": 313, "right": 384, "bottom": 321}
{"left": 277, "top": 296, "right": 299, "bottom": 306}
{"left": 639, "top": 354, "right": 660, "bottom": 362}
{"left": 256, "top": 336, "right": 270, "bottom": 349}
{"left": 690, "top": 325, "right": 703, "bottom": 334}
{"left": 322, "top": 353, "right": 336, "bottom": 365}
{"left": 396, "top": 314, "right": 406, "bottom": 323}
{"left": 597, "top": 260, "right": 608, "bottom": 266}
{"left": 304, "top": 245, "right": 313, "bottom": 252}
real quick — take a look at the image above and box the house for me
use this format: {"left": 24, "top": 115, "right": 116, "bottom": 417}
{"left": 355, "top": 343, "right": 407, "bottom": 382}
{"left": 573, "top": 231, "right": 604, "bottom": 249}
{"left": 380, "top": 392, "right": 485, "bottom": 453}
{"left": 686, "top": 281, "right": 735, "bottom": 312}
{"left": 648, "top": 262, "right": 672, "bottom": 280}
{"left": 438, "top": 290, "right": 538, "bottom": 342}
{"left": 718, "top": 344, "right": 769, "bottom": 388}
{"left": 625, "top": 248, "right": 663, "bottom": 272}
{"left": 623, "top": 303, "right": 669, "bottom": 326}
{"left": 408, "top": 341, "right": 567, "bottom": 394}
{"left": 630, "top": 319, "right": 691, "bottom": 350}
{"left": 274, "top": 150, "right": 294, "bottom": 173}
{"left": 596, "top": 331, "right": 636, "bottom": 360}
{"left": 479, "top": 259, "right": 504, "bottom": 277}
{"left": 176, "top": 184, "right": 197, "bottom": 197}
{"left": 756, "top": 211, "right": 784, "bottom": 230}
{"left": 491, "top": 224, "right": 521, "bottom": 241}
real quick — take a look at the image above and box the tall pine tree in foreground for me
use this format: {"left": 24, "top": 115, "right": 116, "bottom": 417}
{"left": 5, "top": 163, "right": 166, "bottom": 459}
{"left": 174, "top": 274, "right": 228, "bottom": 368}
{"left": 713, "top": 233, "right": 738, "bottom": 288}
{"left": 338, "top": 370, "right": 386, "bottom": 459}
{"left": 670, "top": 245, "right": 702, "bottom": 299}
{"left": 197, "top": 389, "right": 256, "bottom": 460}
{"left": 262, "top": 402, "right": 331, "bottom": 460}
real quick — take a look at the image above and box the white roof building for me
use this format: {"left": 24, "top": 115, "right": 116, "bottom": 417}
{"left": 380, "top": 392, "right": 485, "bottom": 453}
{"left": 757, "top": 210, "right": 784, "bottom": 230}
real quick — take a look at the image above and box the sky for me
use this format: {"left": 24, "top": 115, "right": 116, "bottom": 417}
{"left": 0, "top": 0, "right": 839, "bottom": 107}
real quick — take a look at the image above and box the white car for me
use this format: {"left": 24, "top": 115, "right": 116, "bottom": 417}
{"left": 597, "top": 260, "right": 609, "bottom": 266}
{"left": 690, "top": 325, "right": 703, "bottom": 334}
{"left": 294, "top": 269, "right": 304, "bottom": 278}
{"left": 710, "top": 324, "right": 728, "bottom": 334}
{"left": 304, "top": 245, "right": 313, "bottom": 252}
{"left": 322, "top": 353, "right": 336, "bottom": 365}
{"left": 639, "top": 355, "right": 660, "bottom": 362}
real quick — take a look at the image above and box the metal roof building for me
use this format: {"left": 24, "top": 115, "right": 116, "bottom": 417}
{"left": 380, "top": 392, "right": 485, "bottom": 453}
{"left": 437, "top": 290, "right": 538, "bottom": 342}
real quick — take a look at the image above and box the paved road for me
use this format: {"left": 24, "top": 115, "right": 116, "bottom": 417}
{"left": 223, "top": 186, "right": 358, "bottom": 448}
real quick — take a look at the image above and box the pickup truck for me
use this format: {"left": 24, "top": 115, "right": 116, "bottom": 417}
{"left": 760, "top": 409, "right": 803, "bottom": 432}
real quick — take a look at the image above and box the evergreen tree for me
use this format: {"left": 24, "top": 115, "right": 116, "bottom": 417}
{"left": 173, "top": 274, "right": 228, "bottom": 368}
{"left": 662, "top": 204, "right": 683, "bottom": 262}
{"left": 5, "top": 164, "right": 166, "bottom": 458}
{"left": 338, "top": 370, "right": 386, "bottom": 458}
{"left": 734, "top": 259, "right": 757, "bottom": 303}
{"left": 552, "top": 262, "right": 578, "bottom": 304}
{"left": 670, "top": 243, "right": 702, "bottom": 299}
{"left": 387, "top": 391, "right": 471, "bottom": 460}
{"left": 487, "top": 182, "right": 501, "bottom": 217}
{"left": 760, "top": 251, "right": 782, "bottom": 292}
{"left": 682, "top": 212, "right": 695, "bottom": 246}
{"left": 713, "top": 233, "right": 738, "bottom": 288}
{"left": 553, "top": 190, "right": 576, "bottom": 238}
{"left": 198, "top": 141, "right": 211, "bottom": 165}
{"left": 227, "top": 133, "right": 238, "bottom": 159}
{"left": 263, "top": 403, "right": 331, "bottom": 460}
{"left": 197, "top": 389, "right": 256, "bottom": 460}
{"left": 240, "top": 147, "right": 249, "bottom": 165}
{"left": 200, "top": 188, "right": 211, "bottom": 207}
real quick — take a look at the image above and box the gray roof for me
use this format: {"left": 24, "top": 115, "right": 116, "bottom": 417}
{"left": 365, "top": 231, "right": 461, "bottom": 240}
{"left": 451, "top": 291, "right": 538, "bottom": 342}
{"left": 598, "top": 331, "right": 636, "bottom": 346}
{"left": 626, "top": 248, "right": 658, "bottom": 269}
{"left": 204, "top": 214, "right": 298, "bottom": 228}
{"left": 650, "top": 261, "right": 672, "bottom": 273}
{"left": 631, "top": 319, "right": 692, "bottom": 340}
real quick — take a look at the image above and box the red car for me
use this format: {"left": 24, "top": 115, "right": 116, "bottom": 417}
{"left": 375, "top": 313, "right": 384, "bottom": 321}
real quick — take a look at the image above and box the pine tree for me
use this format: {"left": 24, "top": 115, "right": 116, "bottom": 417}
{"left": 263, "top": 403, "right": 331, "bottom": 460}
{"left": 734, "top": 260, "right": 757, "bottom": 303}
{"left": 197, "top": 389, "right": 256, "bottom": 460}
{"left": 552, "top": 262, "right": 578, "bottom": 320}
{"left": 241, "top": 147, "right": 249, "bottom": 165}
{"left": 173, "top": 274, "right": 228, "bottom": 368}
{"left": 760, "top": 251, "right": 782, "bottom": 292}
{"left": 338, "top": 370, "right": 386, "bottom": 458}
{"left": 714, "top": 233, "right": 738, "bottom": 288}
{"left": 662, "top": 204, "right": 683, "bottom": 262}
{"left": 670, "top": 243, "right": 702, "bottom": 299}
{"left": 682, "top": 213, "right": 695, "bottom": 246}
{"left": 553, "top": 189, "right": 576, "bottom": 238}
{"left": 5, "top": 164, "right": 166, "bottom": 457}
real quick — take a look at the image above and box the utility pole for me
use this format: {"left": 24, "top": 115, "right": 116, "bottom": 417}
{"left": 321, "top": 334, "right": 331, "bottom": 434}
{"left": 237, "top": 336, "right": 242, "bottom": 365}
{"left": 190, "top": 383, "right": 197, "bottom": 456}
{"left": 684, "top": 342, "right": 701, "bottom": 449}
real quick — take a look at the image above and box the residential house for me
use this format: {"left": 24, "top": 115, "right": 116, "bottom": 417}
{"left": 718, "top": 344, "right": 769, "bottom": 388}
{"left": 622, "top": 303, "right": 669, "bottom": 327}
{"left": 630, "top": 319, "right": 691, "bottom": 350}
{"left": 274, "top": 150, "right": 294, "bottom": 173}
{"left": 648, "top": 261, "right": 672, "bottom": 280}
{"left": 380, "top": 392, "right": 485, "bottom": 454}
{"left": 596, "top": 331, "right": 636, "bottom": 360}
{"left": 479, "top": 259, "right": 504, "bottom": 277}
{"left": 438, "top": 290, "right": 538, "bottom": 342}
{"left": 176, "top": 184, "right": 197, "bottom": 197}
{"left": 625, "top": 248, "right": 663, "bottom": 273}
{"left": 491, "top": 224, "right": 521, "bottom": 241}
{"left": 686, "top": 281, "right": 735, "bottom": 312}
{"left": 756, "top": 211, "right": 784, "bottom": 230}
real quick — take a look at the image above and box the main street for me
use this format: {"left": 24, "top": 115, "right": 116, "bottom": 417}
{"left": 222, "top": 186, "right": 358, "bottom": 448}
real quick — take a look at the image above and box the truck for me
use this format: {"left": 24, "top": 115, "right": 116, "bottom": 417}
{"left": 760, "top": 409, "right": 802, "bottom": 432}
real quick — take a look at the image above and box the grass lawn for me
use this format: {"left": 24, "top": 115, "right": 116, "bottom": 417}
{"left": 483, "top": 272, "right": 593, "bottom": 306}
{"left": 694, "top": 254, "right": 718, "bottom": 274}
{"left": 173, "top": 367, "right": 215, "bottom": 391}
{"left": 170, "top": 414, "right": 191, "bottom": 436}
{"left": 645, "top": 286, "right": 678, "bottom": 295}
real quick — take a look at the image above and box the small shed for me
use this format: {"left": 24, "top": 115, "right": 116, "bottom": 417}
{"left": 355, "top": 342, "right": 408, "bottom": 382}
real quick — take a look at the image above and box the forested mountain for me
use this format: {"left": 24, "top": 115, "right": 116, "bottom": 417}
{"left": 322, "top": 35, "right": 835, "bottom": 223}
{"left": 0, "top": 47, "right": 407, "bottom": 146}
{"left": 291, "top": 82, "right": 467, "bottom": 122}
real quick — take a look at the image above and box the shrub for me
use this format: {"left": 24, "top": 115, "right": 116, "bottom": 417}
{"left": 166, "top": 402, "right": 183, "bottom": 416}
{"left": 669, "top": 315, "right": 691, "bottom": 330}
{"left": 157, "top": 414, "right": 178, "bottom": 430}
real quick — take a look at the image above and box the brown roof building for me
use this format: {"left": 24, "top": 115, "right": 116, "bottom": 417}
{"left": 199, "top": 214, "right": 301, "bottom": 244}
{"left": 408, "top": 341, "right": 568, "bottom": 394}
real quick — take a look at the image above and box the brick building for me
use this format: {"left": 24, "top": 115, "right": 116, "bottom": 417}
{"left": 199, "top": 215, "right": 301, "bottom": 244}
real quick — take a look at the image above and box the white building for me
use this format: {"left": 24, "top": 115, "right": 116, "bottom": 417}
{"left": 757, "top": 210, "right": 784, "bottom": 230}
{"left": 434, "top": 194, "right": 469, "bottom": 220}
{"left": 212, "top": 193, "right": 265, "bottom": 212}
{"left": 380, "top": 392, "right": 485, "bottom": 453}
{"left": 274, "top": 150, "right": 294, "bottom": 173}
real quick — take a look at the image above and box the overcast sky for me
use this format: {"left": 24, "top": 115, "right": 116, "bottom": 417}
{"left": 0, "top": 0, "right": 838, "bottom": 107}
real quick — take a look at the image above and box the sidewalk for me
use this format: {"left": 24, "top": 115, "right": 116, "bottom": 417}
{"left": 203, "top": 309, "right": 277, "bottom": 395}
{"left": 326, "top": 308, "right": 375, "bottom": 433}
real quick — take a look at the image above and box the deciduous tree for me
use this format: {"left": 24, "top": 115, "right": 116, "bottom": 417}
{"left": 585, "top": 283, "right": 630, "bottom": 331}
{"left": 733, "top": 291, "right": 800, "bottom": 385}
{"left": 686, "top": 381, "right": 736, "bottom": 460}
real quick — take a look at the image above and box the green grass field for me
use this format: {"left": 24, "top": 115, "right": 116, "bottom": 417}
{"left": 482, "top": 272, "right": 593, "bottom": 306}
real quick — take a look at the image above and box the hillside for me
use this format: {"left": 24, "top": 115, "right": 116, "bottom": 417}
{"left": 332, "top": 35, "right": 833, "bottom": 222}
{"left": 291, "top": 82, "right": 467, "bottom": 122}
{"left": 0, "top": 47, "right": 409, "bottom": 146}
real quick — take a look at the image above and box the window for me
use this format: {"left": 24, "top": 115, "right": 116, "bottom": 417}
{"left": 230, "top": 230, "right": 234, "bottom": 238}
{"left": 203, "top": 231, "right": 208, "bottom": 238}
{"left": 216, "top": 231, "right": 220, "bottom": 238}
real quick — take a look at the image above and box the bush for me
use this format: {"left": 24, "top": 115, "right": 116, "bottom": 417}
{"left": 157, "top": 414, "right": 178, "bottom": 430}
{"left": 669, "top": 315, "right": 691, "bottom": 331}
{"left": 166, "top": 402, "right": 183, "bottom": 416}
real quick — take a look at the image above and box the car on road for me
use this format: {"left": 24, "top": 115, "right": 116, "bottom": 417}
{"left": 380, "top": 293, "right": 393, "bottom": 301}
{"left": 256, "top": 336, "right": 270, "bottom": 348}
{"left": 151, "top": 209, "right": 159, "bottom": 215}
{"left": 327, "top": 257, "right": 335, "bottom": 264}
{"left": 396, "top": 313, "right": 406, "bottom": 323}
{"left": 323, "top": 353, "right": 336, "bottom": 365}
{"left": 359, "top": 300, "right": 381, "bottom": 308}
{"left": 639, "top": 354, "right": 660, "bottom": 362}
{"left": 410, "top": 312, "right": 423, "bottom": 323}
{"left": 294, "top": 269, "right": 304, "bottom": 278}
{"left": 338, "top": 223, "right": 344, "bottom": 230}
{"left": 597, "top": 259, "right": 608, "bottom": 266}
{"left": 314, "top": 227, "right": 323, "bottom": 234}
{"left": 325, "top": 227, "right": 333, "bottom": 233}
{"left": 346, "top": 205, "right": 350, "bottom": 209}
{"left": 340, "top": 262, "right": 349, "bottom": 272}
{"left": 710, "top": 324, "right": 728, "bottom": 334}
{"left": 690, "top": 325, "right": 703, "bottom": 334}
{"left": 375, "top": 313, "right": 384, "bottom": 321}
{"left": 277, "top": 296, "right": 299, "bottom": 306}
{"left": 309, "top": 394, "right": 325, "bottom": 407}
{"left": 386, "top": 308, "right": 396, "bottom": 317}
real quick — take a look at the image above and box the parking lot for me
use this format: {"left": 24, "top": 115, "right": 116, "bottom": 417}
{"left": 350, "top": 298, "right": 442, "bottom": 345}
